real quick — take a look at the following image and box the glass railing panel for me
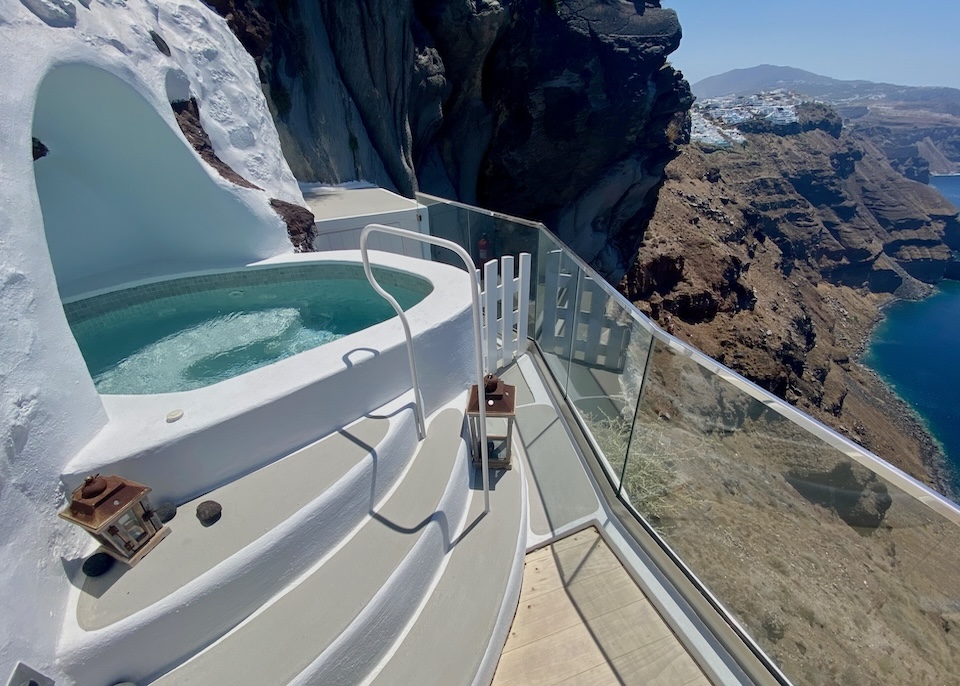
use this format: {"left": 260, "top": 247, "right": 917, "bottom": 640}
{"left": 416, "top": 195, "right": 960, "bottom": 682}
{"left": 487, "top": 215, "right": 540, "bottom": 261}
{"left": 416, "top": 194, "right": 960, "bottom": 683}
{"left": 416, "top": 193, "right": 543, "bottom": 336}
{"left": 622, "top": 337, "right": 960, "bottom": 685}
{"left": 558, "top": 281, "right": 654, "bottom": 488}
{"left": 534, "top": 231, "right": 583, "bottom": 397}
{"left": 415, "top": 198, "right": 476, "bottom": 269}
{"left": 416, "top": 193, "right": 539, "bottom": 262}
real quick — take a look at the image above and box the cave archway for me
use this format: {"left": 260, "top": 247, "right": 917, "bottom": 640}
{"left": 31, "top": 64, "right": 285, "bottom": 298}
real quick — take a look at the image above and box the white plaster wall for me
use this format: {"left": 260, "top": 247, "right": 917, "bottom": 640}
{"left": 33, "top": 64, "right": 291, "bottom": 296}
{"left": 155, "top": 2, "right": 303, "bottom": 202}
{"left": 313, "top": 208, "right": 430, "bottom": 258}
{"left": 0, "top": 2, "right": 305, "bottom": 682}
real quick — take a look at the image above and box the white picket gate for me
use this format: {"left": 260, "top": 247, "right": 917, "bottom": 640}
{"left": 540, "top": 249, "right": 630, "bottom": 372}
{"left": 479, "top": 253, "right": 531, "bottom": 373}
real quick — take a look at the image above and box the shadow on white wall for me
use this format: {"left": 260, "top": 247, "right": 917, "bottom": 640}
{"left": 32, "top": 63, "right": 290, "bottom": 299}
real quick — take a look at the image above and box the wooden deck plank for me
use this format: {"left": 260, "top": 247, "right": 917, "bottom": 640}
{"left": 555, "top": 635, "right": 707, "bottom": 686}
{"left": 504, "top": 567, "right": 648, "bottom": 652}
{"left": 493, "top": 527, "right": 711, "bottom": 686}
{"left": 520, "top": 537, "right": 622, "bottom": 602}
{"left": 493, "top": 620, "right": 613, "bottom": 685}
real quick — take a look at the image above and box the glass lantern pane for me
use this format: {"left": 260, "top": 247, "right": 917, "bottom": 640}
{"left": 118, "top": 510, "right": 148, "bottom": 542}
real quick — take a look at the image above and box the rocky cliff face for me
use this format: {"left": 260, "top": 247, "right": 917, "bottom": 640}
{"left": 841, "top": 98, "right": 960, "bottom": 178}
{"left": 209, "top": 0, "right": 691, "bottom": 279}
{"left": 623, "top": 117, "right": 960, "bottom": 490}
{"left": 469, "top": 1, "right": 692, "bottom": 278}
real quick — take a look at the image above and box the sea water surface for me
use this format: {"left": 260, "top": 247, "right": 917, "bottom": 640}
{"left": 864, "top": 174, "right": 960, "bottom": 493}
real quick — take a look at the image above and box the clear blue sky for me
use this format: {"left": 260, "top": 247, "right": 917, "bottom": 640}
{"left": 663, "top": 0, "right": 960, "bottom": 89}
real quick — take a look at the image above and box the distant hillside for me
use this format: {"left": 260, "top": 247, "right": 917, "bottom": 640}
{"left": 694, "top": 65, "right": 960, "bottom": 175}
{"left": 694, "top": 64, "right": 960, "bottom": 108}
{"left": 694, "top": 65, "right": 847, "bottom": 99}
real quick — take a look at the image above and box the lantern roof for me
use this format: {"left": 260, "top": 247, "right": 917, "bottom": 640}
{"left": 467, "top": 375, "right": 516, "bottom": 416}
{"left": 59, "top": 474, "right": 151, "bottom": 533}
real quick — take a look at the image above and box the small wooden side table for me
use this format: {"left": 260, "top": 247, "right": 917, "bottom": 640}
{"left": 466, "top": 374, "right": 516, "bottom": 470}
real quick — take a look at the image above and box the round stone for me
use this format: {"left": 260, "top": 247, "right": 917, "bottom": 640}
{"left": 196, "top": 500, "right": 222, "bottom": 526}
{"left": 82, "top": 552, "right": 115, "bottom": 577}
{"left": 155, "top": 502, "right": 177, "bottom": 523}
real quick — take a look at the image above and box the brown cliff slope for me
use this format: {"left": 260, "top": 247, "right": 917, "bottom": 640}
{"left": 623, "top": 127, "right": 960, "bottom": 493}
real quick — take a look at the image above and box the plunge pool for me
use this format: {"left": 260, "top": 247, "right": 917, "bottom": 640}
{"left": 64, "top": 262, "right": 432, "bottom": 394}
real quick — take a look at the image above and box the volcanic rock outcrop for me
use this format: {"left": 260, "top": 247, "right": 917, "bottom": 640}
{"left": 171, "top": 97, "right": 316, "bottom": 249}
{"left": 842, "top": 98, "right": 960, "bottom": 178}
{"left": 209, "top": 0, "right": 692, "bottom": 280}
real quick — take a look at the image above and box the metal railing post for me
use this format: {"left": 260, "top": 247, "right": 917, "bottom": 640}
{"left": 360, "top": 223, "right": 492, "bottom": 513}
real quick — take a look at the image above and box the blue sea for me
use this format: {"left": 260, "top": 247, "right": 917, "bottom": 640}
{"left": 864, "top": 174, "right": 960, "bottom": 494}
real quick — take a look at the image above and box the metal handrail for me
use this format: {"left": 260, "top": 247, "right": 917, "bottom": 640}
{"left": 360, "top": 223, "right": 492, "bottom": 512}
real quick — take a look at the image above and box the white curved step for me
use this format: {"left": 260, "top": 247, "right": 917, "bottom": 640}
{"left": 149, "top": 403, "right": 470, "bottom": 685}
{"left": 59, "top": 393, "right": 420, "bottom": 686}
{"left": 366, "top": 457, "right": 525, "bottom": 686}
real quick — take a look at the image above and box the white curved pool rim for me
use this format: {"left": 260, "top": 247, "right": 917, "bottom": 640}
{"left": 62, "top": 250, "right": 476, "bottom": 504}
{"left": 64, "top": 257, "right": 433, "bottom": 395}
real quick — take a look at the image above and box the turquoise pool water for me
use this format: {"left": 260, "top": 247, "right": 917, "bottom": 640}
{"left": 65, "top": 264, "right": 431, "bottom": 394}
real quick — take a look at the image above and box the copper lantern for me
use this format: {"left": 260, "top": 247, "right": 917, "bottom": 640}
{"left": 466, "top": 373, "right": 516, "bottom": 469}
{"left": 60, "top": 474, "right": 170, "bottom": 566}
